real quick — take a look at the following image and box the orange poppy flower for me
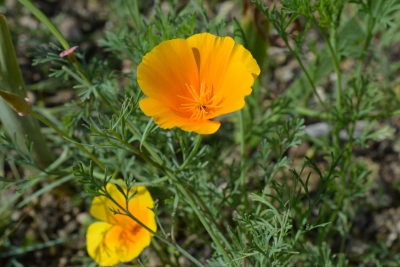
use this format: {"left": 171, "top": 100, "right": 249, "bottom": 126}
{"left": 86, "top": 183, "right": 157, "bottom": 266}
{"left": 138, "top": 33, "right": 260, "bottom": 134}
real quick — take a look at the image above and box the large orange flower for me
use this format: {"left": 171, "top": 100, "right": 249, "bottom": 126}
{"left": 138, "top": 33, "right": 260, "bottom": 134}
{"left": 86, "top": 183, "right": 157, "bottom": 266}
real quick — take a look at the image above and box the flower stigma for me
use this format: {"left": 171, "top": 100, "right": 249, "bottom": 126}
{"left": 178, "top": 81, "right": 226, "bottom": 121}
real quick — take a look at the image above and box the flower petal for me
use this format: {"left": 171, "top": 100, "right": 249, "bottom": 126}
{"left": 138, "top": 38, "right": 199, "bottom": 110}
{"left": 186, "top": 32, "right": 260, "bottom": 91}
{"left": 115, "top": 225, "right": 151, "bottom": 262}
{"left": 213, "top": 60, "right": 254, "bottom": 116}
{"left": 86, "top": 222, "right": 121, "bottom": 266}
{"left": 90, "top": 183, "right": 156, "bottom": 233}
{"left": 140, "top": 97, "right": 221, "bottom": 134}
{"left": 87, "top": 222, "right": 152, "bottom": 266}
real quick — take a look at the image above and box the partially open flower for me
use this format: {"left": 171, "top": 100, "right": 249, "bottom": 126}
{"left": 86, "top": 183, "right": 156, "bottom": 266}
{"left": 138, "top": 33, "right": 260, "bottom": 134}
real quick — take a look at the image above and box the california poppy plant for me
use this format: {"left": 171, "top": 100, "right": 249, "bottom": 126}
{"left": 138, "top": 32, "right": 260, "bottom": 134}
{"left": 86, "top": 183, "right": 156, "bottom": 266}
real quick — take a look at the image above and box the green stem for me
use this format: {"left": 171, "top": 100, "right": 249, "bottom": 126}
{"left": 187, "top": 186, "right": 233, "bottom": 250}
{"left": 296, "top": 106, "right": 400, "bottom": 120}
{"left": 239, "top": 109, "right": 247, "bottom": 201}
{"left": 331, "top": 26, "right": 342, "bottom": 113}
{"left": 98, "top": 90, "right": 163, "bottom": 165}
{"left": 166, "top": 171, "right": 231, "bottom": 264}
{"left": 123, "top": 0, "right": 142, "bottom": 31}
{"left": 137, "top": 130, "right": 231, "bottom": 261}
{"left": 355, "top": 17, "right": 376, "bottom": 78}
{"left": 113, "top": 132, "right": 164, "bottom": 172}
{"left": 280, "top": 32, "right": 329, "bottom": 113}
{"left": 295, "top": 106, "right": 331, "bottom": 120}
{"left": 177, "top": 134, "right": 203, "bottom": 172}
{"left": 314, "top": 22, "right": 342, "bottom": 114}
{"left": 18, "top": 0, "right": 70, "bottom": 49}
{"left": 151, "top": 239, "right": 176, "bottom": 267}
{"left": 30, "top": 110, "right": 105, "bottom": 171}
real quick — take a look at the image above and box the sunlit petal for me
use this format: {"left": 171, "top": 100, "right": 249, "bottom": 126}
{"left": 140, "top": 97, "right": 221, "bottom": 134}
{"left": 138, "top": 38, "right": 199, "bottom": 110}
{"left": 86, "top": 222, "right": 121, "bottom": 267}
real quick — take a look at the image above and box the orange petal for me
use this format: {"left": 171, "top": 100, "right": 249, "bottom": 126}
{"left": 213, "top": 60, "right": 254, "bottom": 116}
{"left": 137, "top": 38, "right": 199, "bottom": 110}
{"left": 87, "top": 222, "right": 152, "bottom": 266}
{"left": 186, "top": 33, "right": 260, "bottom": 92}
{"left": 140, "top": 97, "right": 221, "bottom": 134}
{"left": 90, "top": 183, "right": 156, "bottom": 233}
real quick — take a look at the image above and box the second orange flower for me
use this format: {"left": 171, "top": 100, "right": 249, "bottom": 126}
{"left": 138, "top": 33, "right": 260, "bottom": 134}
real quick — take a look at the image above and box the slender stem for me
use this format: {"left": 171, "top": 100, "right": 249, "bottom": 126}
{"left": 127, "top": 120, "right": 163, "bottom": 164}
{"left": 113, "top": 132, "right": 164, "bottom": 172}
{"left": 296, "top": 106, "right": 400, "bottom": 120}
{"left": 177, "top": 134, "right": 202, "bottom": 172}
{"left": 124, "top": 0, "right": 137, "bottom": 27}
{"left": 30, "top": 110, "right": 105, "bottom": 171}
{"left": 355, "top": 17, "right": 376, "bottom": 78}
{"left": 123, "top": 0, "right": 142, "bottom": 31}
{"left": 278, "top": 29, "right": 329, "bottom": 113}
{"left": 255, "top": 164, "right": 282, "bottom": 216}
{"left": 313, "top": 21, "right": 342, "bottom": 114}
{"left": 18, "top": 0, "right": 70, "bottom": 49}
{"left": 290, "top": 48, "right": 328, "bottom": 113}
{"left": 187, "top": 186, "right": 232, "bottom": 250}
{"left": 151, "top": 239, "right": 176, "bottom": 267}
{"left": 166, "top": 171, "right": 232, "bottom": 264}
{"left": 132, "top": 0, "right": 142, "bottom": 31}
{"left": 98, "top": 90, "right": 163, "bottom": 165}
{"left": 139, "top": 130, "right": 231, "bottom": 261}
{"left": 330, "top": 25, "right": 342, "bottom": 113}
{"left": 92, "top": 172, "right": 169, "bottom": 187}
{"left": 295, "top": 106, "right": 331, "bottom": 120}
{"left": 239, "top": 109, "right": 247, "bottom": 201}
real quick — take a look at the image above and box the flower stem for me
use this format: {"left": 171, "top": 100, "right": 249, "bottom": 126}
{"left": 30, "top": 110, "right": 105, "bottom": 171}
{"left": 166, "top": 171, "right": 231, "bottom": 264}
{"left": 177, "top": 134, "right": 203, "bottom": 172}
{"left": 277, "top": 28, "right": 329, "bottom": 114}
{"left": 239, "top": 109, "right": 247, "bottom": 201}
{"left": 123, "top": 0, "right": 142, "bottom": 31}
{"left": 355, "top": 17, "right": 375, "bottom": 78}
{"left": 17, "top": 0, "right": 69, "bottom": 49}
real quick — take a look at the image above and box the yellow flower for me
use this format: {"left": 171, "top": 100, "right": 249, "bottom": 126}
{"left": 138, "top": 33, "right": 260, "bottom": 134}
{"left": 86, "top": 183, "right": 157, "bottom": 266}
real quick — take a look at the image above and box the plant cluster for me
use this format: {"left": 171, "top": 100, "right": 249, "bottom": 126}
{"left": 1, "top": 0, "right": 400, "bottom": 266}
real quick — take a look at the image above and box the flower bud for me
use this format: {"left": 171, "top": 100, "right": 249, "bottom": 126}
{"left": 0, "top": 89, "right": 31, "bottom": 116}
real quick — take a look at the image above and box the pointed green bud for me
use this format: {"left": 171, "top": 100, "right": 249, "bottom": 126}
{"left": 0, "top": 89, "right": 31, "bottom": 116}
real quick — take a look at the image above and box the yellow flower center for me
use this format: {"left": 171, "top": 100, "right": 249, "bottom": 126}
{"left": 178, "top": 81, "right": 226, "bottom": 121}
